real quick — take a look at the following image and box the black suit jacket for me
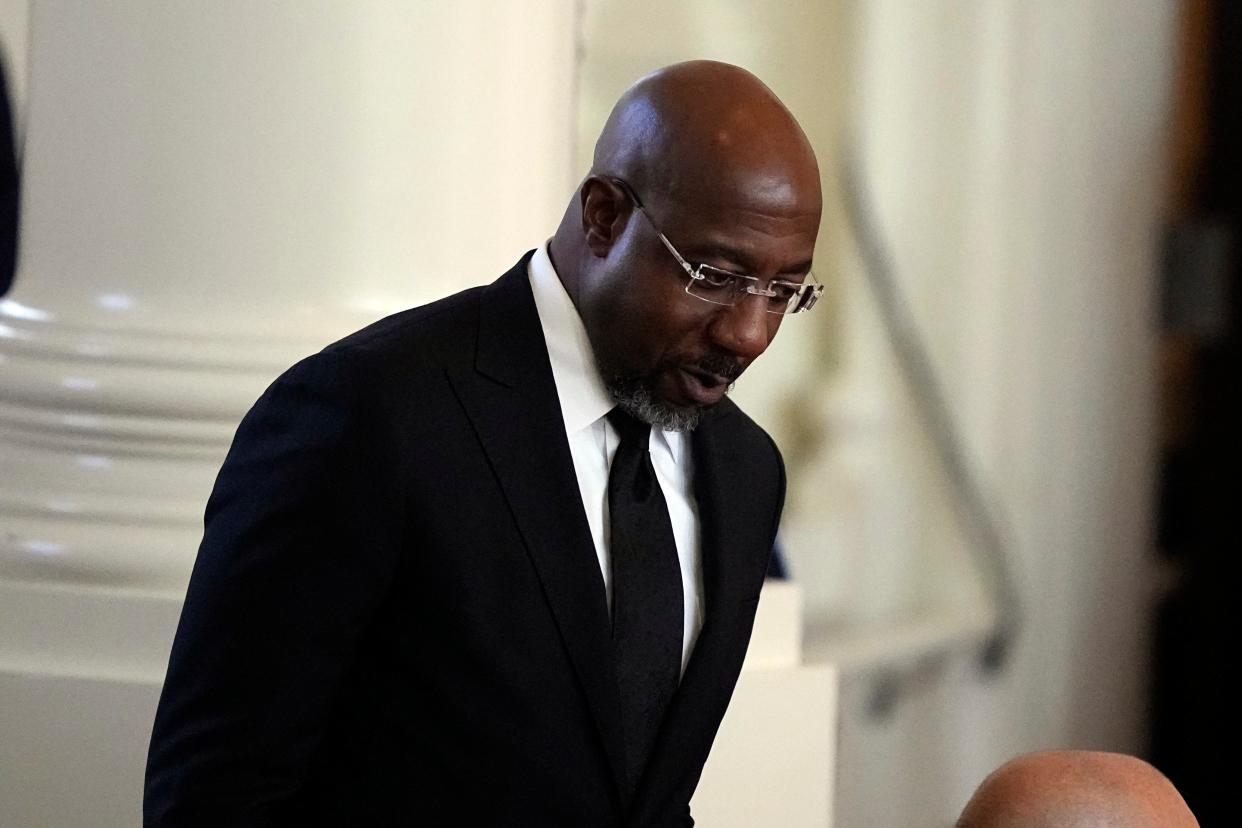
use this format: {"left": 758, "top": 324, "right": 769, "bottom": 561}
{"left": 145, "top": 254, "right": 786, "bottom": 827}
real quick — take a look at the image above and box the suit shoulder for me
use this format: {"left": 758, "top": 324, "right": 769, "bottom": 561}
{"left": 310, "top": 248, "right": 537, "bottom": 378}
{"left": 321, "top": 284, "right": 485, "bottom": 366}
{"left": 239, "top": 286, "right": 482, "bottom": 432}
{"left": 712, "top": 398, "right": 786, "bottom": 525}
{"left": 712, "top": 398, "right": 784, "bottom": 469}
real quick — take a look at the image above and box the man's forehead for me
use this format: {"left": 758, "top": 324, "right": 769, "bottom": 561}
{"left": 647, "top": 129, "right": 820, "bottom": 217}
{"left": 595, "top": 61, "right": 820, "bottom": 213}
{"left": 698, "top": 177, "right": 820, "bottom": 217}
{"left": 659, "top": 173, "right": 821, "bottom": 238}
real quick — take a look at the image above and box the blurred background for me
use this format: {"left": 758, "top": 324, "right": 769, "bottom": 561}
{"left": 0, "top": 1, "right": 1231, "bottom": 826}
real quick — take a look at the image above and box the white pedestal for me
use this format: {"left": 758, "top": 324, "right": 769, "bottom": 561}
{"left": 0, "top": 666, "right": 165, "bottom": 827}
{"left": 692, "top": 581, "right": 838, "bottom": 827}
{"left": 0, "top": 580, "right": 180, "bottom": 826}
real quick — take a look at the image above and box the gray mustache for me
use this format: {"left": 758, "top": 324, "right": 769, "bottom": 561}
{"left": 693, "top": 354, "right": 742, "bottom": 383}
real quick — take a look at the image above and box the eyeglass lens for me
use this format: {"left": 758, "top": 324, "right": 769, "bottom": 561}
{"left": 685, "top": 267, "right": 818, "bottom": 314}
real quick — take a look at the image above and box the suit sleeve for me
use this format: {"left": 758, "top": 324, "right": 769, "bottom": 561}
{"left": 144, "top": 351, "right": 404, "bottom": 826}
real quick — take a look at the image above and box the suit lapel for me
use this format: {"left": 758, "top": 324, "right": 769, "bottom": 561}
{"left": 688, "top": 400, "right": 768, "bottom": 643}
{"left": 447, "top": 257, "right": 628, "bottom": 802}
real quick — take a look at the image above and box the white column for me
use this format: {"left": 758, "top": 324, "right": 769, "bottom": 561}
{"left": 0, "top": 3, "right": 574, "bottom": 825}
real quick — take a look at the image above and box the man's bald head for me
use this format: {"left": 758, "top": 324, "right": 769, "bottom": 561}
{"left": 549, "top": 60, "right": 822, "bottom": 430}
{"left": 589, "top": 60, "right": 820, "bottom": 217}
{"left": 957, "top": 751, "right": 1199, "bottom": 828}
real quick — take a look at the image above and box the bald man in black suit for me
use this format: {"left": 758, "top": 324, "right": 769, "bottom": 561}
{"left": 146, "top": 60, "right": 823, "bottom": 827}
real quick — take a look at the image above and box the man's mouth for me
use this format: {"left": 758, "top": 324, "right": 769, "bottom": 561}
{"left": 674, "top": 365, "right": 731, "bottom": 406}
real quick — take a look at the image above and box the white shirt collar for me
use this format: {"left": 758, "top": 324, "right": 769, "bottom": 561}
{"left": 527, "top": 242, "right": 615, "bottom": 435}
{"left": 527, "top": 242, "right": 687, "bottom": 465}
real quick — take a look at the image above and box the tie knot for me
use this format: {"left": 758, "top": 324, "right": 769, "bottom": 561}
{"left": 606, "top": 407, "right": 651, "bottom": 445}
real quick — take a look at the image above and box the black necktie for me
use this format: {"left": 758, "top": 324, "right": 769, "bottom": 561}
{"left": 606, "top": 407, "right": 684, "bottom": 797}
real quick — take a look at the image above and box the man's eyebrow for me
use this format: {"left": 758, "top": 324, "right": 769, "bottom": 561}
{"left": 778, "top": 259, "right": 815, "bottom": 278}
{"left": 688, "top": 245, "right": 813, "bottom": 277}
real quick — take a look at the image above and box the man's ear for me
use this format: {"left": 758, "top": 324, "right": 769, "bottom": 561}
{"left": 580, "top": 176, "right": 630, "bottom": 257}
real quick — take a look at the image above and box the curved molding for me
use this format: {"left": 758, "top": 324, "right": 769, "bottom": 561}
{"left": 0, "top": 513, "right": 196, "bottom": 593}
{"left": 0, "top": 306, "right": 327, "bottom": 458}
{"left": 0, "top": 488, "right": 201, "bottom": 528}
{"left": 1, "top": 300, "right": 360, "bottom": 372}
{"left": 0, "top": 300, "right": 333, "bottom": 591}
{"left": 0, "top": 402, "right": 238, "bottom": 458}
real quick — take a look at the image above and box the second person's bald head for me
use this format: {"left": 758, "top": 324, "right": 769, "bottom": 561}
{"left": 958, "top": 751, "right": 1199, "bottom": 828}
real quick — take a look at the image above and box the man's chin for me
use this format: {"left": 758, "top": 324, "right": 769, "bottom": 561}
{"left": 604, "top": 374, "right": 714, "bottom": 433}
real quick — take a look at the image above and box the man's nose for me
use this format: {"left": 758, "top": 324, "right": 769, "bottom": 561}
{"left": 707, "top": 294, "right": 772, "bottom": 361}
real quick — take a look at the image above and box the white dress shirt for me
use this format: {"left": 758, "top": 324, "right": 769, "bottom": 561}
{"left": 527, "top": 243, "right": 704, "bottom": 674}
